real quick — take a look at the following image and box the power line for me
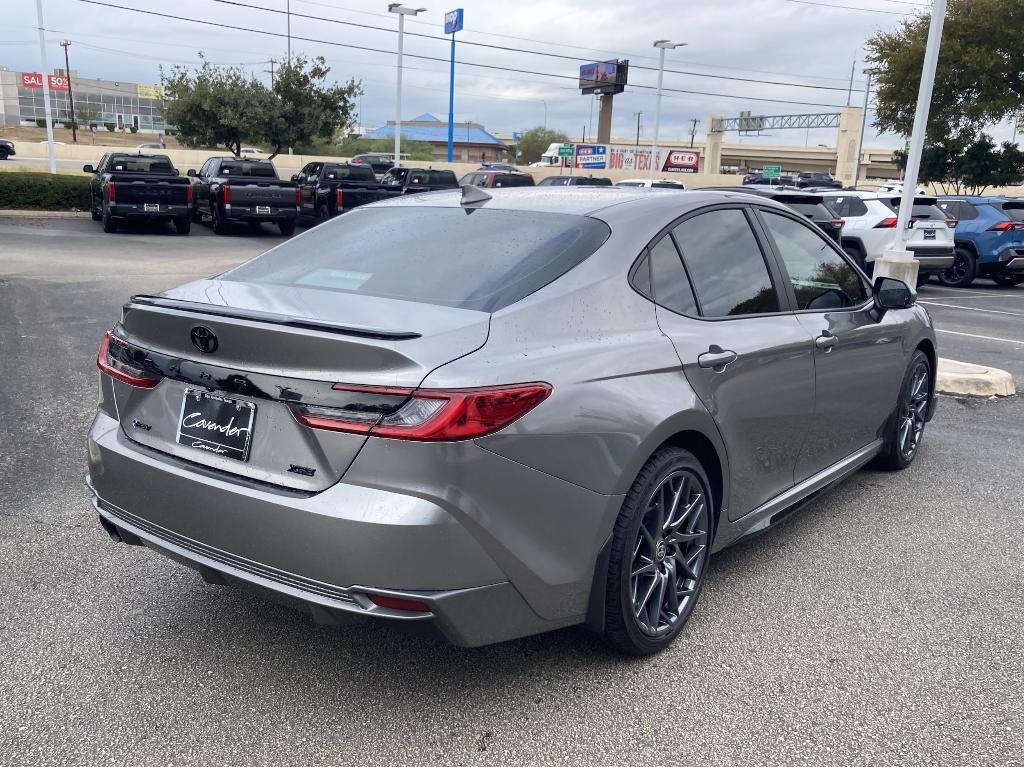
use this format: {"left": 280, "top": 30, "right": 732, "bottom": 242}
{"left": 777, "top": 0, "right": 914, "bottom": 14}
{"left": 209, "top": 0, "right": 857, "bottom": 93}
{"left": 75, "top": 0, "right": 849, "bottom": 108}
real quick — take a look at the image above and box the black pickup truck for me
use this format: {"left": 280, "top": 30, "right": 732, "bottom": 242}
{"left": 333, "top": 167, "right": 460, "bottom": 214}
{"left": 84, "top": 153, "right": 193, "bottom": 234}
{"left": 188, "top": 157, "right": 299, "bottom": 235}
{"left": 292, "top": 161, "right": 381, "bottom": 221}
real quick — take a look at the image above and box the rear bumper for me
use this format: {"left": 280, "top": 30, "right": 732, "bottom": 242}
{"left": 86, "top": 411, "right": 609, "bottom": 646}
{"left": 109, "top": 203, "right": 191, "bottom": 219}
{"left": 908, "top": 247, "right": 954, "bottom": 273}
{"left": 224, "top": 204, "right": 298, "bottom": 222}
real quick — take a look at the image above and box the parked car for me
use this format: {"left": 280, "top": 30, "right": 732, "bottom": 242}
{"left": 743, "top": 173, "right": 795, "bottom": 187}
{"left": 703, "top": 187, "right": 844, "bottom": 244}
{"left": 537, "top": 175, "right": 613, "bottom": 187}
{"left": 292, "top": 161, "right": 380, "bottom": 221}
{"left": 88, "top": 188, "right": 935, "bottom": 655}
{"left": 876, "top": 181, "right": 927, "bottom": 195}
{"left": 0, "top": 138, "right": 15, "bottom": 160}
{"left": 616, "top": 178, "right": 687, "bottom": 189}
{"left": 351, "top": 153, "right": 396, "bottom": 177}
{"left": 83, "top": 152, "right": 193, "bottom": 234}
{"left": 188, "top": 157, "right": 299, "bottom": 236}
{"left": 479, "top": 162, "right": 519, "bottom": 172}
{"left": 820, "top": 191, "right": 955, "bottom": 281}
{"left": 936, "top": 196, "right": 1024, "bottom": 287}
{"left": 459, "top": 169, "right": 535, "bottom": 188}
{"left": 136, "top": 142, "right": 164, "bottom": 150}
{"left": 794, "top": 172, "right": 842, "bottom": 190}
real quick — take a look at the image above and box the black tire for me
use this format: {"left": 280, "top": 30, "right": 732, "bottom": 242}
{"left": 0, "top": 148, "right": 8, "bottom": 161}
{"left": 211, "top": 203, "right": 229, "bottom": 235}
{"left": 278, "top": 219, "right": 296, "bottom": 236}
{"left": 843, "top": 245, "right": 867, "bottom": 273}
{"left": 875, "top": 350, "right": 931, "bottom": 471}
{"left": 316, "top": 203, "right": 331, "bottom": 223}
{"left": 173, "top": 217, "right": 191, "bottom": 235}
{"left": 101, "top": 208, "right": 117, "bottom": 233}
{"left": 916, "top": 273, "right": 930, "bottom": 289}
{"left": 604, "top": 446, "right": 713, "bottom": 656}
{"left": 939, "top": 247, "right": 976, "bottom": 288}
{"left": 991, "top": 272, "right": 1024, "bottom": 287}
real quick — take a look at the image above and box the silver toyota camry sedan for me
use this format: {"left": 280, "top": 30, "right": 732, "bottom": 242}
{"left": 86, "top": 187, "right": 937, "bottom": 655}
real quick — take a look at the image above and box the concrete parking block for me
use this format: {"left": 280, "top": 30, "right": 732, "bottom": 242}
{"left": 937, "top": 358, "right": 1016, "bottom": 397}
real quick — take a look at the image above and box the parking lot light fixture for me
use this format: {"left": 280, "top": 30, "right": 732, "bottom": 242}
{"left": 388, "top": 3, "right": 427, "bottom": 168}
{"left": 650, "top": 40, "right": 686, "bottom": 182}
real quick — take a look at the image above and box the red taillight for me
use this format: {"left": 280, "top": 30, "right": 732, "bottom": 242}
{"left": 107, "top": 180, "right": 116, "bottom": 203}
{"left": 945, "top": 218, "right": 956, "bottom": 228}
{"left": 830, "top": 218, "right": 844, "bottom": 227}
{"left": 222, "top": 185, "right": 231, "bottom": 205}
{"left": 185, "top": 183, "right": 193, "bottom": 204}
{"left": 295, "top": 187, "right": 302, "bottom": 207}
{"left": 292, "top": 382, "right": 552, "bottom": 441}
{"left": 96, "top": 331, "right": 161, "bottom": 388}
{"left": 987, "top": 220, "right": 1023, "bottom": 231}
{"left": 875, "top": 217, "right": 898, "bottom": 228}
{"left": 367, "top": 594, "right": 431, "bottom": 613}
{"left": 335, "top": 187, "right": 343, "bottom": 209}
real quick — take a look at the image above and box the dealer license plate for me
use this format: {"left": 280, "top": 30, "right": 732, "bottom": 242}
{"left": 144, "top": 203, "right": 160, "bottom": 212}
{"left": 176, "top": 389, "right": 256, "bottom": 461}
{"left": 256, "top": 206, "right": 272, "bottom": 215}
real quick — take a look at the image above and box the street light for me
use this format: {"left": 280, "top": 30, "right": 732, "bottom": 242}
{"left": 388, "top": 3, "right": 426, "bottom": 168}
{"left": 35, "top": 0, "right": 56, "bottom": 174}
{"left": 59, "top": 40, "right": 77, "bottom": 143}
{"left": 649, "top": 40, "right": 686, "bottom": 182}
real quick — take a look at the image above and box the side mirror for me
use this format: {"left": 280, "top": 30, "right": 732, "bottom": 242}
{"left": 82, "top": 164, "right": 94, "bottom": 173}
{"left": 290, "top": 174, "right": 299, "bottom": 182}
{"left": 186, "top": 168, "right": 197, "bottom": 177}
{"left": 873, "top": 276, "right": 915, "bottom": 311}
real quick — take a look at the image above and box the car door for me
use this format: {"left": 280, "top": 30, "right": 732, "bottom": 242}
{"left": 300, "top": 163, "right": 321, "bottom": 216}
{"left": 194, "top": 159, "right": 214, "bottom": 211}
{"left": 754, "top": 207, "right": 907, "bottom": 481}
{"left": 90, "top": 153, "right": 107, "bottom": 208}
{"left": 648, "top": 205, "right": 817, "bottom": 521}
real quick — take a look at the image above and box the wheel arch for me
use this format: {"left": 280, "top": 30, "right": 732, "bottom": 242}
{"left": 954, "top": 239, "right": 979, "bottom": 258}
{"left": 914, "top": 336, "right": 938, "bottom": 421}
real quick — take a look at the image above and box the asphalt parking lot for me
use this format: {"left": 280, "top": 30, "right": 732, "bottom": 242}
{"left": 1, "top": 217, "right": 1022, "bottom": 766}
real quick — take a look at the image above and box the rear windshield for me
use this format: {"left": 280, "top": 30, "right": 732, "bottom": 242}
{"left": 495, "top": 174, "right": 534, "bottom": 188}
{"left": 220, "top": 161, "right": 277, "bottom": 178}
{"left": 651, "top": 182, "right": 684, "bottom": 190}
{"left": 575, "top": 177, "right": 613, "bottom": 186}
{"left": 996, "top": 202, "right": 1024, "bottom": 221}
{"left": 108, "top": 156, "right": 174, "bottom": 174}
{"left": 408, "top": 170, "right": 457, "bottom": 186}
{"left": 882, "top": 197, "right": 945, "bottom": 219}
{"left": 785, "top": 202, "right": 834, "bottom": 221}
{"left": 222, "top": 208, "right": 610, "bottom": 312}
{"left": 323, "top": 165, "right": 375, "bottom": 181}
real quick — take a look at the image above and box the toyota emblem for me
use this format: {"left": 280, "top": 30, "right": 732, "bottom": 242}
{"left": 190, "top": 326, "right": 218, "bottom": 354}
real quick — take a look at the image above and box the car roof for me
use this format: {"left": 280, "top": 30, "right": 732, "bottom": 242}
{"left": 937, "top": 195, "right": 1001, "bottom": 203}
{"left": 213, "top": 156, "right": 272, "bottom": 162}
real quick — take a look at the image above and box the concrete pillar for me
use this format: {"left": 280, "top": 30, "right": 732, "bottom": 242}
{"left": 703, "top": 115, "right": 723, "bottom": 174}
{"left": 835, "top": 106, "right": 863, "bottom": 185}
{"left": 597, "top": 94, "right": 613, "bottom": 144}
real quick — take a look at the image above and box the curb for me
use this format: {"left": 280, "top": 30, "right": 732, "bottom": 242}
{"left": 936, "top": 358, "right": 1016, "bottom": 398}
{"left": 0, "top": 210, "right": 89, "bottom": 219}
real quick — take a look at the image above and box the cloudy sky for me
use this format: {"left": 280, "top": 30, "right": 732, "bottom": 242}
{"left": 5, "top": 0, "right": 1009, "bottom": 148}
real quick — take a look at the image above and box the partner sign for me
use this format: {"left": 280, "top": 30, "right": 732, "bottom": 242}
{"left": 574, "top": 144, "right": 608, "bottom": 169}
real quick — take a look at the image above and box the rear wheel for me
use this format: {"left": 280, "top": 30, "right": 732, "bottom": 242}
{"left": 101, "top": 208, "right": 117, "bottom": 233}
{"left": 939, "top": 247, "right": 976, "bottom": 288}
{"left": 875, "top": 350, "right": 931, "bottom": 470}
{"left": 991, "top": 272, "right": 1024, "bottom": 287}
{"left": 0, "top": 148, "right": 8, "bottom": 161}
{"left": 211, "top": 203, "right": 229, "bottom": 235}
{"left": 316, "top": 203, "right": 330, "bottom": 223}
{"left": 278, "top": 219, "right": 296, "bottom": 236}
{"left": 604, "top": 447, "right": 712, "bottom": 656}
{"left": 844, "top": 245, "right": 867, "bottom": 273}
{"left": 173, "top": 217, "right": 191, "bottom": 235}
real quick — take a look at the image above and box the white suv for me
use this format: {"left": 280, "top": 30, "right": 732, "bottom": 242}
{"left": 821, "top": 191, "right": 955, "bottom": 281}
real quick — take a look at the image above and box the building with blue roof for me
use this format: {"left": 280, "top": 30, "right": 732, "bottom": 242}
{"left": 361, "top": 113, "right": 508, "bottom": 164}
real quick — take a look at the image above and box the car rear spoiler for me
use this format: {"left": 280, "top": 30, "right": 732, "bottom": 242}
{"left": 126, "top": 294, "right": 422, "bottom": 341}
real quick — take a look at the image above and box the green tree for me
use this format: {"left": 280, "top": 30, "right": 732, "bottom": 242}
{"left": 517, "top": 126, "right": 569, "bottom": 163}
{"left": 76, "top": 104, "right": 100, "bottom": 128}
{"left": 952, "top": 133, "right": 1001, "bottom": 194}
{"left": 261, "top": 56, "right": 361, "bottom": 160}
{"left": 161, "top": 57, "right": 271, "bottom": 156}
{"left": 993, "top": 141, "right": 1024, "bottom": 188}
{"left": 866, "top": 0, "right": 1024, "bottom": 142}
{"left": 893, "top": 132, "right": 1024, "bottom": 194}
{"left": 325, "top": 136, "right": 434, "bottom": 161}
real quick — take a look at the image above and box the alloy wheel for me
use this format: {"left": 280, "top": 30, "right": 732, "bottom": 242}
{"left": 899, "top": 361, "right": 930, "bottom": 460}
{"left": 630, "top": 469, "right": 709, "bottom": 637}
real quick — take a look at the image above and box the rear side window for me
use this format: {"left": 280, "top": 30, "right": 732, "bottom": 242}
{"left": 540, "top": 176, "right": 570, "bottom": 186}
{"left": 785, "top": 202, "right": 834, "bottom": 221}
{"left": 496, "top": 174, "right": 534, "bottom": 187}
{"left": 672, "top": 209, "right": 780, "bottom": 318}
{"left": 220, "top": 161, "right": 277, "bottom": 178}
{"left": 323, "top": 165, "right": 375, "bottom": 181}
{"left": 223, "top": 208, "right": 610, "bottom": 313}
{"left": 996, "top": 202, "right": 1024, "bottom": 222}
{"left": 827, "top": 196, "right": 869, "bottom": 217}
{"left": 460, "top": 173, "right": 484, "bottom": 187}
{"left": 648, "top": 236, "right": 698, "bottom": 315}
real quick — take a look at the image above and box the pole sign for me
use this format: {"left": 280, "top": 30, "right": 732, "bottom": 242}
{"left": 662, "top": 149, "right": 700, "bottom": 173}
{"left": 444, "top": 8, "right": 464, "bottom": 34}
{"left": 557, "top": 143, "right": 574, "bottom": 158}
{"left": 512, "top": 131, "right": 522, "bottom": 143}
{"left": 762, "top": 164, "right": 782, "bottom": 179}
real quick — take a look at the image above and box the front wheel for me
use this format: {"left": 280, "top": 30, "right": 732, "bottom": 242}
{"left": 211, "top": 203, "right": 229, "bottom": 235}
{"left": 991, "top": 272, "right": 1024, "bottom": 287}
{"left": 939, "top": 247, "right": 976, "bottom": 288}
{"left": 101, "top": 208, "right": 117, "bottom": 233}
{"left": 173, "top": 217, "right": 191, "bottom": 235}
{"left": 604, "top": 447, "right": 712, "bottom": 655}
{"left": 875, "top": 350, "right": 931, "bottom": 471}
{"left": 0, "top": 148, "right": 8, "bottom": 161}
{"left": 278, "top": 219, "right": 296, "bottom": 236}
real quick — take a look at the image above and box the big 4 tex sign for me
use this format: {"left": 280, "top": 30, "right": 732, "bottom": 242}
{"left": 444, "top": 8, "right": 464, "bottom": 34}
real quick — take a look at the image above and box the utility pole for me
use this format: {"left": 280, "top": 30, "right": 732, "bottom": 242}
{"left": 59, "top": 40, "right": 77, "bottom": 143}
{"left": 633, "top": 111, "right": 642, "bottom": 146}
{"left": 852, "top": 71, "right": 872, "bottom": 188}
{"left": 846, "top": 57, "right": 856, "bottom": 105}
{"left": 35, "top": 0, "right": 56, "bottom": 174}
{"left": 688, "top": 117, "right": 698, "bottom": 148}
{"left": 286, "top": 0, "right": 291, "bottom": 64}
{"left": 266, "top": 58, "right": 277, "bottom": 85}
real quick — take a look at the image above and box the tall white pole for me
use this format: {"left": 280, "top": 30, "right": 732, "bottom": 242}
{"left": 394, "top": 12, "right": 404, "bottom": 167}
{"left": 649, "top": 46, "right": 667, "bottom": 183}
{"left": 35, "top": 0, "right": 56, "bottom": 175}
{"left": 851, "top": 71, "right": 871, "bottom": 188}
{"left": 893, "top": 0, "right": 947, "bottom": 251}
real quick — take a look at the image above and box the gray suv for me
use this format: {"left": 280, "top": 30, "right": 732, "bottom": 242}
{"left": 87, "top": 188, "right": 937, "bottom": 655}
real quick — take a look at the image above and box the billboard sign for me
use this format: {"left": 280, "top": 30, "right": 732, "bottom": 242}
{"left": 662, "top": 149, "right": 700, "bottom": 173}
{"left": 137, "top": 84, "right": 164, "bottom": 99}
{"left": 21, "top": 73, "right": 67, "bottom": 90}
{"left": 512, "top": 131, "right": 522, "bottom": 142}
{"left": 444, "top": 8, "right": 464, "bottom": 34}
{"left": 574, "top": 144, "right": 607, "bottom": 169}
{"left": 579, "top": 60, "right": 628, "bottom": 95}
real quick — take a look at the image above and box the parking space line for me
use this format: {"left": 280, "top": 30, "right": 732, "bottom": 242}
{"left": 922, "top": 291, "right": 1024, "bottom": 299}
{"left": 935, "top": 329, "right": 1024, "bottom": 345}
{"left": 919, "top": 300, "right": 1024, "bottom": 317}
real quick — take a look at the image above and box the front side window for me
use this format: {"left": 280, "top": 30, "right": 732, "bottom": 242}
{"left": 672, "top": 209, "right": 780, "bottom": 318}
{"left": 761, "top": 211, "right": 866, "bottom": 311}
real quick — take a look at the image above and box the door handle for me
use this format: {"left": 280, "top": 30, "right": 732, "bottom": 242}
{"left": 815, "top": 332, "right": 838, "bottom": 351}
{"left": 697, "top": 346, "right": 738, "bottom": 371}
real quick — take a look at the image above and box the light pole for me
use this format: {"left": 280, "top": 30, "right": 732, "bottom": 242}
{"left": 59, "top": 40, "right": 77, "bottom": 143}
{"left": 444, "top": 9, "right": 464, "bottom": 163}
{"left": 649, "top": 39, "right": 686, "bottom": 182}
{"left": 286, "top": 0, "right": 291, "bottom": 64}
{"left": 851, "top": 71, "right": 872, "bottom": 189}
{"left": 542, "top": 100, "right": 547, "bottom": 131}
{"left": 35, "top": 0, "right": 56, "bottom": 173}
{"left": 388, "top": 3, "right": 426, "bottom": 168}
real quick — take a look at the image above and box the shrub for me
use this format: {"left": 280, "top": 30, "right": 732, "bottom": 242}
{"left": 104, "top": 122, "right": 116, "bottom": 132}
{"left": 0, "top": 172, "right": 91, "bottom": 211}
{"left": 35, "top": 119, "right": 46, "bottom": 128}
{"left": 129, "top": 125, "right": 139, "bottom": 134}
